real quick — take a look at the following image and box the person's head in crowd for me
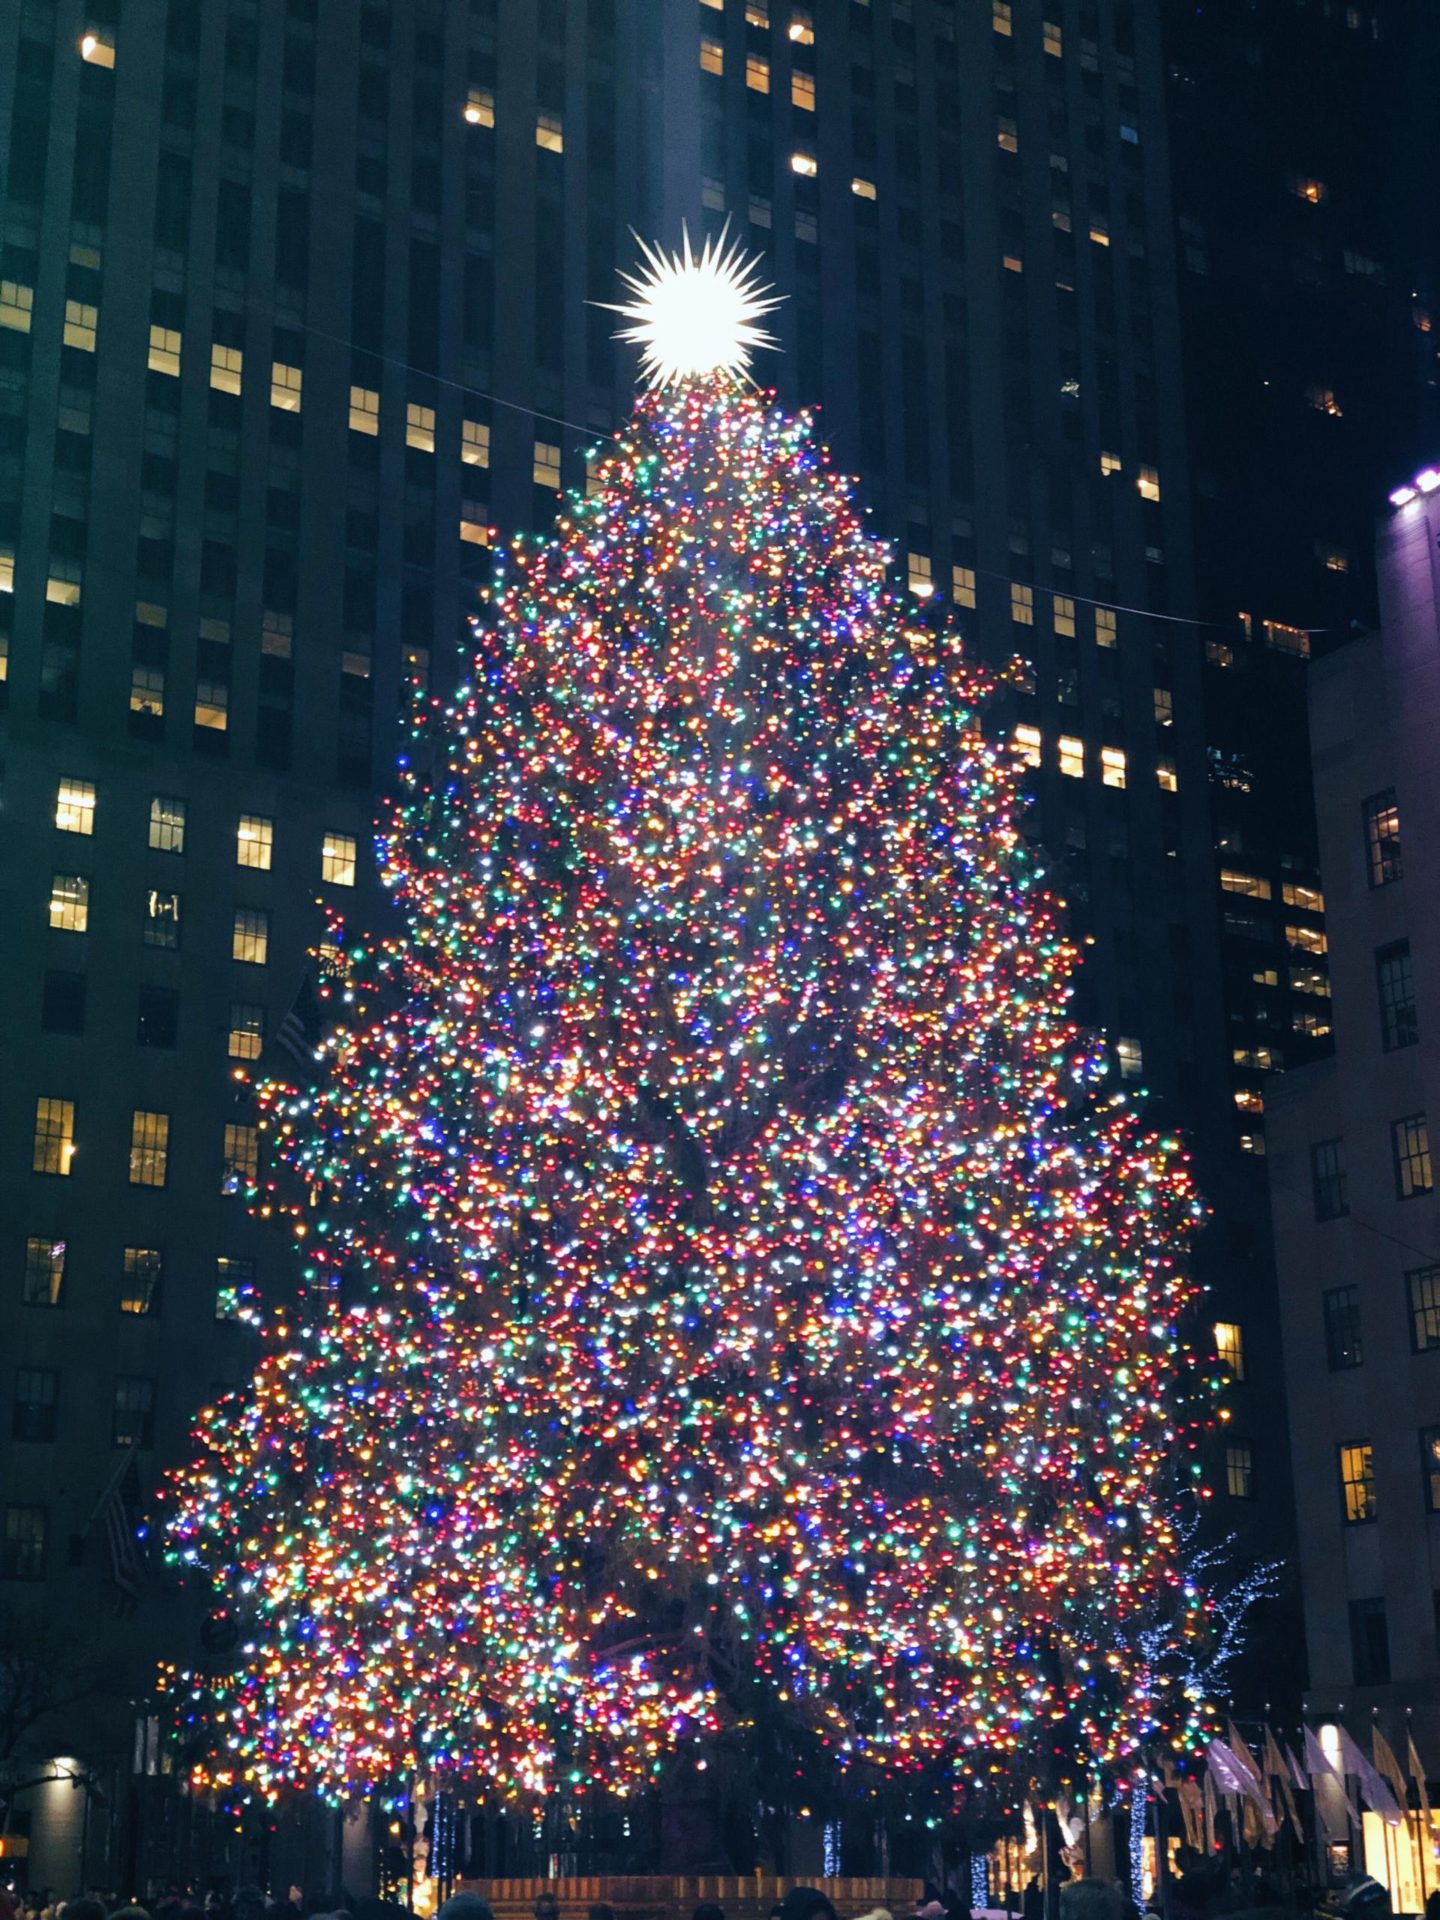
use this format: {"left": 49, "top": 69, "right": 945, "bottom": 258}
{"left": 1059, "top": 1881, "right": 1126, "bottom": 1920}
{"left": 439, "top": 1897, "right": 494, "bottom": 1920}
{"left": 693, "top": 1902, "right": 724, "bottom": 1920}
{"left": 779, "top": 1888, "right": 836, "bottom": 1920}
{"left": 590, "top": 1903, "right": 616, "bottom": 1920}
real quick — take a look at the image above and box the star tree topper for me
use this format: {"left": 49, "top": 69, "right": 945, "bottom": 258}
{"left": 605, "top": 225, "right": 783, "bottom": 388}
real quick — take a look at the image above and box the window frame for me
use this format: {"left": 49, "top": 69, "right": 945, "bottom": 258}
{"left": 1323, "top": 1284, "right": 1363, "bottom": 1371}
{"left": 1362, "top": 789, "right": 1402, "bottom": 888}
{"left": 1339, "top": 1440, "right": 1377, "bottom": 1525}
{"left": 1311, "top": 1137, "right": 1348, "bottom": 1221}
{"left": 1393, "top": 1112, "right": 1433, "bottom": 1201}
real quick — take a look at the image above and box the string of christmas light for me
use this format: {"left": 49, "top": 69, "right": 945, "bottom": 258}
{"left": 166, "top": 365, "right": 1218, "bottom": 1813}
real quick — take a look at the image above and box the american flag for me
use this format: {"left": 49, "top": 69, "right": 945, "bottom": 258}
{"left": 273, "top": 970, "right": 322, "bottom": 1077}
{"left": 99, "top": 1451, "right": 149, "bottom": 1614}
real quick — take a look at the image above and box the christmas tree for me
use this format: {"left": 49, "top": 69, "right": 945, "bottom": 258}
{"left": 167, "top": 234, "right": 1214, "bottom": 1817}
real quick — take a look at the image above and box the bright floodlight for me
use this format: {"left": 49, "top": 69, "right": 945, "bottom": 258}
{"left": 1417, "top": 468, "right": 1440, "bottom": 494}
{"left": 1390, "top": 485, "right": 1418, "bottom": 507}
{"left": 605, "top": 225, "right": 783, "bottom": 389}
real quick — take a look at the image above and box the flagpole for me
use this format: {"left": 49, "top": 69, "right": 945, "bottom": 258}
{"left": 1412, "top": 1713, "right": 1431, "bottom": 1906}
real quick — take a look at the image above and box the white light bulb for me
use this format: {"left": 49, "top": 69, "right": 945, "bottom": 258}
{"left": 604, "top": 223, "right": 783, "bottom": 389}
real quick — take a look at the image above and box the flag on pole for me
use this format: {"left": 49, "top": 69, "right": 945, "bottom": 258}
{"left": 1409, "top": 1734, "right": 1432, "bottom": 1831}
{"left": 1374, "top": 1727, "right": 1411, "bottom": 1818}
{"left": 1208, "top": 1737, "right": 1277, "bottom": 1836}
{"left": 1305, "top": 1725, "right": 1359, "bottom": 1832}
{"left": 1285, "top": 1738, "right": 1311, "bottom": 1795}
{"left": 272, "top": 969, "right": 323, "bottom": 1079}
{"left": 1338, "top": 1723, "right": 1403, "bottom": 1825}
{"left": 95, "top": 1450, "right": 149, "bottom": 1614}
{"left": 1264, "top": 1726, "right": 1305, "bottom": 1843}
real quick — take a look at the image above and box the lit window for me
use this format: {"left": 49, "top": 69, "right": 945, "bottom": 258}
{"left": 852, "top": 176, "right": 877, "bottom": 200}
{"left": 952, "top": 565, "right": 976, "bottom": 608}
{"left": 997, "top": 118, "right": 1019, "bottom": 154}
{"left": 349, "top": 386, "right": 380, "bottom": 435}
{"left": 2, "top": 1507, "right": 47, "bottom": 1581}
{"left": 700, "top": 35, "right": 724, "bottom": 73}
{"left": 32, "top": 1098, "right": 77, "bottom": 1177}
{"left": 233, "top": 907, "right": 270, "bottom": 966}
{"left": 1215, "top": 1322, "right": 1245, "bottom": 1380}
{"left": 1053, "top": 595, "right": 1076, "bottom": 637}
{"left": 63, "top": 301, "right": 97, "bottom": 351}
{"left": 128, "top": 1110, "right": 169, "bottom": 1188}
{"left": 49, "top": 872, "right": 89, "bottom": 933}
{"left": 464, "top": 86, "right": 495, "bottom": 127}
{"left": 1116, "top": 1035, "right": 1142, "bottom": 1080}
{"left": 584, "top": 450, "right": 605, "bottom": 498}
{"left": 1377, "top": 941, "right": 1417, "bottom": 1051}
{"left": 143, "top": 889, "right": 181, "bottom": 950}
{"left": 1393, "top": 1113, "right": 1433, "bottom": 1201}
{"left": 1014, "top": 724, "right": 1042, "bottom": 769}
{"left": 1282, "top": 880, "right": 1323, "bottom": 911}
{"left": 1339, "top": 1441, "right": 1376, "bottom": 1524}
{"left": 791, "top": 151, "right": 818, "bottom": 177}
{"left": 80, "top": 30, "right": 115, "bottom": 66}
{"left": 112, "top": 1377, "right": 155, "bottom": 1450}
{"left": 121, "top": 1248, "right": 162, "bottom": 1317}
{"left": 1095, "top": 608, "right": 1117, "bottom": 648}
{"left": 1137, "top": 465, "right": 1161, "bottom": 502}
{"left": 1100, "top": 746, "right": 1127, "bottom": 789}
{"left": 535, "top": 111, "right": 564, "bottom": 153}
{"left": 1220, "top": 869, "right": 1272, "bottom": 900}
{"left": 148, "top": 326, "right": 181, "bottom": 377}
{"left": 223, "top": 1122, "right": 260, "bottom": 1194}
{"left": 907, "top": 553, "right": 934, "bottom": 598}
{"left": 1363, "top": 790, "right": 1401, "bottom": 887}
{"left": 1307, "top": 384, "right": 1343, "bottom": 417}
{"left": 130, "top": 663, "right": 165, "bottom": 718}
{"left": 1422, "top": 1429, "right": 1440, "bottom": 1514}
{"left": 1311, "top": 1137, "right": 1347, "bottom": 1221}
{"left": 462, "top": 419, "right": 491, "bottom": 467}
{"left": 209, "top": 344, "right": 243, "bottom": 394}
{"left": 229, "top": 1003, "right": 265, "bottom": 1061}
{"left": 406, "top": 403, "right": 436, "bottom": 453}
{"left": 1058, "top": 736, "right": 1084, "bottom": 779}
{"left": 1002, "top": 253, "right": 1023, "bottom": 274}
{"left": 1408, "top": 1267, "right": 1440, "bottom": 1354}
{"left": 460, "top": 517, "right": 489, "bottom": 546}
{"left": 0, "top": 280, "right": 34, "bottom": 333}
{"left": 789, "top": 9, "right": 814, "bottom": 42}
{"left": 54, "top": 778, "right": 97, "bottom": 836}
{"left": 1153, "top": 687, "right": 1173, "bottom": 728}
{"left": 194, "top": 680, "right": 229, "bottom": 731}
{"left": 216, "top": 1254, "right": 257, "bottom": 1322}
{"left": 23, "top": 1237, "right": 66, "bottom": 1308}
{"left": 1225, "top": 1442, "right": 1255, "bottom": 1500}
{"left": 1043, "top": 19, "right": 1063, "bottom": 55}
{"left": 993, "top": 0, "right": 1013, "bottom": 32}
{"left": 236, "top": 815, "right": 273, "bottom": 871}
{"left": 1099, "top": 449, "right": 1121, "bottom": 476}
{"left": 1089, "top": 224, "right": 1110, "bottom": 247}
{"left": 533, "top": 441, "right": 561, "bottom": 489}
{"left": 1324, "top": 1285, "right": 1363, "bottom": 1370}
{"left": 701, "top": 0, "right": 723, "bottom": 10}
{"left": 1290, "top": 174, "right": 1327, "bottom": 204}
{"left": 271, "top": 362, "right": 303, "bottom": 411}
{"left": 1287, "top": 923, "right": 1327, "bottom": 955}
{"left": 745, "top": 1, "right": 768, "bottom": 22}
{"left": 1316, "top": 542, "right": 1349, "bottom": 573}
{"left": 792, "top": 71, "right": 816, "bottom": 110}
{"left": 0, "top": 547, "right": 13, "bottom": 593}
{"left": 322, "top": 831, "right": 358, "bottom": 887}
{"left": 149, "top": 795, "right": 186, "bottom": 854}
{"left": 1156, "top": 758, "right": 1178, "bottom": 792}
{"left": 1010, "top": 583, "right": 1034, "bottom": 626}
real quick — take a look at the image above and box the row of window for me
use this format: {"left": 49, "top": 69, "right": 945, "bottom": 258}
{"left": 54, "top": 781, "right": 359, "bottom": 879}
{"left": 29, "top": 1102, "right": 258, "bottom": 1192}
{"left": 38, "top": 969, "right": 283, "bottom": 1063}
{"left": 1322, "top": 1266, "right": 1440, "bottom": 1370}
{"left": 47, "top": 890, "right": 276, "bottom": 963}
{"left": 1312, "top": 1114, "right": 1433, "bottom": 1218}
{"left": 13, "top": 1369, "right": 158, "bottom": 1450}
{"left": 1335, "top": 1432, "right": 1440, "bottom": 1526}
{"left": 1013, "top": 726, "right": 1178, "bottom": 794}
{"left": 17, "top": 1242, "right": 255, "bottom": 1322}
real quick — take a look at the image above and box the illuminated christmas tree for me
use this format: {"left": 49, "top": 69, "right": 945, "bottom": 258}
{"left": 167, "top": 234, "right": 1215, "bottom": 1817}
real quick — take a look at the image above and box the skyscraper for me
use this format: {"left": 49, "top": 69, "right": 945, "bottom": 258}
{"left": 1, "top": 0, "right": 1272, "bottom": 1885}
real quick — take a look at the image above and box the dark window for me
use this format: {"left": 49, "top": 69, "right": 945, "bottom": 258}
{"left": 144, "top": 888, "right": 182, "bottom": 949}
{"left": 136, "top": 985, "right": 179, "bottom": 1048}
{"left": 1340, "top": 1441, "right": 1376, "bottom": 1523}
{"left": 1410, "top": 1266, "right": 1440, "bottom": 1352}
{"left": 1, "top": 1506, "right": 47, "bottom": 1580}
{"left": 1363, "top": 790, "right": 1402, "bottom": 887}
{"left": 1312, "top": 1138, "right": 1348, "bottom": 1220}
{"left": 41, "top": 969, "right": 86, "bottom": 1034}
{"left": 1350, "top": 1597, "right": 1390, "bottom": 1685}
{"left": 1323, "top": 1285, "right": 1363, "bottom": 1370}
{"left": 112, "top": 1375, "right": 155, "bottom": 1448}
{"left": 216, "top": 1254, "right": 257, "bottom": 1320}
{"left": 1377, "top": 941, "right": 1417, "bottom": 1050}
{"left": 1393, "top": 1113, "right": 1433, "bottom": 1199}
{"left": 13, "top": 1367, "right": 58, "bottom": 1443}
